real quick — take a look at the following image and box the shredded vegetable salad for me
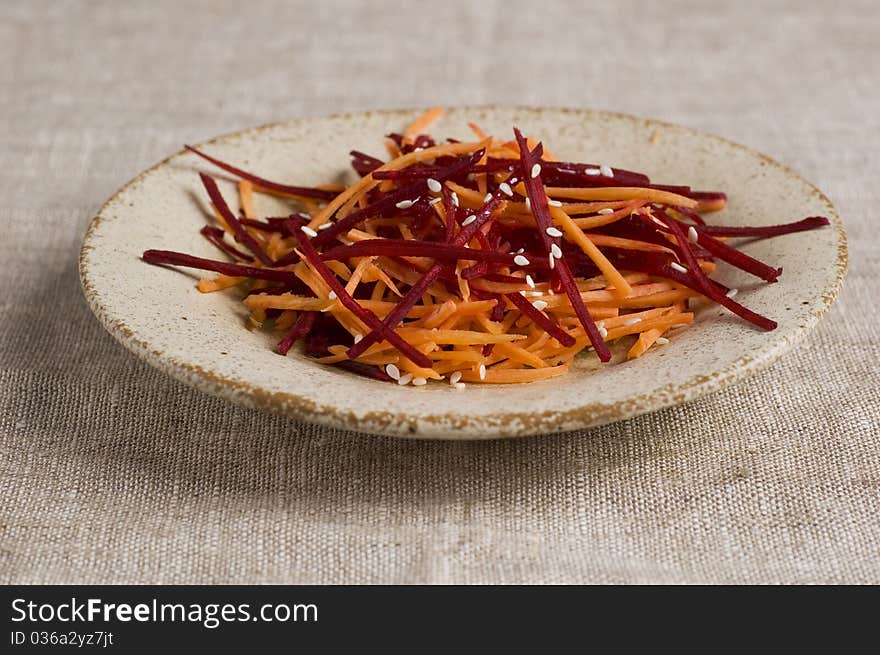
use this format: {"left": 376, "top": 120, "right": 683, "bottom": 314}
{"left": 143, "top": 108, "right": 830, "bottom": 386}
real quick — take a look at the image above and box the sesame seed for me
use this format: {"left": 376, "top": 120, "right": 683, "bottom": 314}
{"left": 317, "top": 222, "right": 333, "bottom": 230}
{"left": 451, "top": 191, "right": 459, "bottom": 207}
{"left": 427, "top": 178, "right": 442, "bottom": 193}
{"left": 449, "top": 371, "right": 462, "bottom": 385}
{"left": 726, "top": 288, "right": 739, "bottom": 299}
{"left": 525, "top": 274, "right": 536, "bottom": 289}
{"left": 513, "top": 254, "right": 530, "bottom": 266}
{"left": 414, "top": 147, "right": 423, "bottom": 152}
{"left": 526, "top": 291, "right": 544, "bottom": 297}
{"left": 549, "top": 254, "right": 556, "bottom": 269}
{"left": 454, "top": 382, "right": 466, "bottom": 390}
{"left": 508, "top": 177, "right": 518, "bottom": 184}
{"left": 655, "top": 337, "right": 670, "bottom": 345}
{"left": 385, "top": 363, "right": 401, "bottom": 380}
{"left": 519, "top": 290, "right": 526, "bottom": 296}
{"left": 546, "top": 226, "right": 563, "bottom": 238}
{"left": 670, "top": 262, "right": 688, "bottom": 274}
{"left": 462, "top": 215, "right": 477, "bottom": 227}
{"left": 597, "top": 208, "right": 614, "bottom": 215}
{"left": 395, "top": 199, "right": 415, "bottom": 209}
{"left": 548, "top": 199, "right": 562, "bottom": 207}
{"left": 516, "top": 247, "right": 525, "bottom": 254}
{"left": 412, "top": 377, "right": 427, "bottom": 386}
{"left": 397, "top": 373, "right": 413, "bottom": 385}
{"left": 551, "top": 243, "right": 563, "bottom": 259}
{"left": 598, "top": 326, "right": 608, "bottom": 338}
{"left": 547, "top": 289, "right": 555, "bottom": 295}
{"left": 300, "top": 225, "right": 318, "bottom": 237}
{"left": 688, "top": 226, "right": 699, "bottom": 243}
{"left": 596, "top": 321, "right": 605, "bottom": 329}
{"left": 585, "top": 168, "right": 601, "bottom": 176}
{"left": 483, "top": 193, "right": 493, "bottom": 203}
{"left": 328, "top": 291, "right": 337, "bottom": 300}
{"left": 478, "top": 364, "right": 487, "bottom": 380}
{"left": 429, "top": 197, "right": 441, "bottom": 205}
{"left": 623, "top": 317, "right": 642, "bottom": 326}
{"left": 353, "top": 334, "right": 363, "bottom": 344}
{"left": 532, "top": 300, "right": 548, "bottom": 311}
{"left": 525, "top": 197, "right": 531, "bottom": 211}
{"left": 531, "top": 163, "right": 542, "bottom": 178}
{"left": 600, "top": 164, "right": 614, "bottom": 177}
{"left": 499, "top": 182, "right": 513, "bottom": 197}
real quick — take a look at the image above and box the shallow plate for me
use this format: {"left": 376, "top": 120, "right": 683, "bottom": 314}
{"left": 80, "top": 107, "right": 847, "bottom": 439}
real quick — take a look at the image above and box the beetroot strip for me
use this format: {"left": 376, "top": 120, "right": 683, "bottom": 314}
{"left": 277, "top": 310, "right": 318, "bottom": 355}
{"left": 186, "top": 145, "right": 338, "bottom": 200}
{"left": 506, "top": 291, "right": 575, "bottom": 347}
{"left": 513, "top": 128, "right": 611, "bottom": 361}
{"left": 199, "top": 226, "right": 254, "bottom": 262}
{"left": 697, "top": 216, "right": 830, "bottom": 238}
{"left": 142, "top": 250, "right": 298, "bottom": 282}
{"left": 291, "top": 221, "right": 433, "bottom": 368}
{"left": 199, "top": 173, "right": 273, "bottom": 266}
{"left": 660, "top": 215, "right": 778, "bottom": 330}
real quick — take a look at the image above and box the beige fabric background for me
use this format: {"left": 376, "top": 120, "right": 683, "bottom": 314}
{"left": 1, "top": 0, "right": 878, "bottom": 584}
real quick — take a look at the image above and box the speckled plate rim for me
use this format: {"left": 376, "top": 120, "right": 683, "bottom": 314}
{"left": 80, "top": 106, "right": 848, "bottom": 440}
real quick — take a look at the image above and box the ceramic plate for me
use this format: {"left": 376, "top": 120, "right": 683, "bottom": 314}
{"left": 80, "top": 107, "right": 847, "bottom": 439}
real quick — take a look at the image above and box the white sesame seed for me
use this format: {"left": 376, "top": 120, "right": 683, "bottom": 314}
{"left": 328, "top": 291, "right": 337, "bottom": 300}
{"left": 513, "top": 254, "right": 530, "bottom": 266}
{"left": 549, "top": 254, "right": 556, "bottom": 269}
{"left": 412, "top": 376, "right": 427, "bottom": 386}
{"left": 508, "top": 177, "right": 518, "bottom": 184}
{"left": 525, "top": 197, "right": 531, "bottom": 211}
{"left": 551, "top": 243, "right": 563, "bottom": 259}
{"left": 600, "top": 164, "right": 614, "bottom": 177}
{"left": 397, "top": 373, "right": 413, "bottom": 386}
{"left": 532, "top": 300, "right": 549, "bottom": 311}
{"left": 623, "top": 317, "right": 642, "bottom": 326}
{"left": 547, "top": 288, "right": 555, "bottom": 295}
{"left": 462, "top": 215, "right": 477, "bottom": 227}
{"left": 585, "top": 168, "right": 601, "bottom": 176}
{"left": 548, "top": 199, "right": 562, "bottom": 207}
{"left": 596, "top": 321, "right": 605, "bottom": 329}
{"left": 688, "top": 226, "right": 699, "bottom": 243}
{"left": 353, "top": 334, "right": 363, "bottom": 344}
{"left": 451, "top": 191, "right": 459, "bottom": 207}
{"left": 726, "top": 288, "right": 739, "bottom": 299}
{"left": 483, "top": 193, "right": 493, "bottom": 203}
{"left": 499, "top": 182, "right": 513, "bottom": 197}
{"left": 449, "top": 371, "right": 462, "bottom": 385}
{"left": 427, "top": 178, "right": 442, "bottom": 193}
{"left": 429, "top": 197, "right": 441, "bottom": 205}
{"left": 300, "top": 225, "right": 318, "bottom": 238}
{"left": 385, "top": 363, "right": 401, "bottom": 380}
{"left": 516, "top": 247, "right": 525, "bottom": 254}
{"left": 531, "top": 163, "right": 542, "bottom": 179}
{"left": 670, "top": 262, "right": 688, "bottom": 274}
{"left": 598, "top": 326, "right": 608, "bottom": 338}
{"left": 526, "top": 291, "right": 544, "bottom": 297}
{"left": 454, "top": 382, "right": 466, "bottom": 390}
{"left": 317, "top": 222, "right": 333, "bottom": 230}
{"left": 546, "top": 226, "right": 563, "bottom": 238}
{"left": 519, "top": 290, "right": 526, "bottom": 296}
{"left": 525, "top": 274, "right": 536, "bottom": 289}
{"left": 597, "top": 208, "right": 614, "bottom": 215}
{"left": 655, "top": 337, "right": 670, "bottom": 345}
{"left": 478, "top": 364, "right": 487, "bottom": 380}
{"left": 395, "top": 199, "right": 415, "bottom": 209}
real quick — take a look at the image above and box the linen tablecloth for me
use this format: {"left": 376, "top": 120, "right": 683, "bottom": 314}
{"left": 1, "top": 0, "right": 878, "bottom": 584}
